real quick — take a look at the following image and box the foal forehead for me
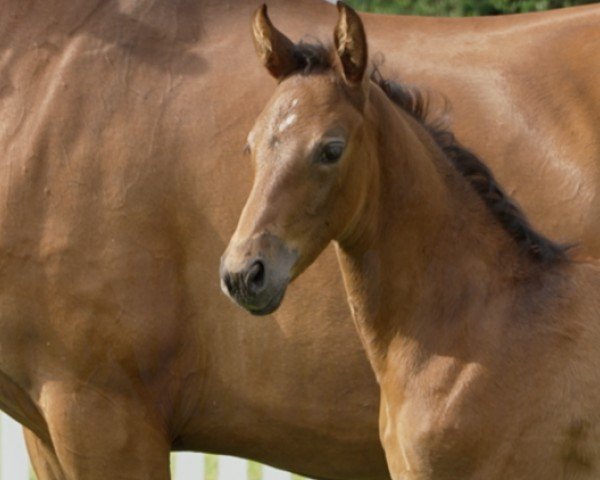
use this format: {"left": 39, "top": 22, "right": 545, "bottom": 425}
{"left": 265, "top": 75, "right": 347, "bottom": 126}
{"left": 278, "top": 75, "right": 341, "bottom": 106}
{"left": 249, "top": 75, "right": 356, "bottom": 150}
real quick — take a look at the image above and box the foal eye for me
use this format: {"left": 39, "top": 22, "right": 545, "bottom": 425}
{"left": 318, "top": 141, "right": 345, "bottom": 164}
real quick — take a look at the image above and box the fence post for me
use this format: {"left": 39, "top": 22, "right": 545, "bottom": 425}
{"left": 217, "top": 455, "right": 247, "bottom": 480}
{"left": 173, "top": 452, "right": 205, "bottom": 480}
{"left": 0, "top": 414, "right": 30, "bottom": 480}
{"left": 263, "top": 465, "right": 293, "bottom": 480}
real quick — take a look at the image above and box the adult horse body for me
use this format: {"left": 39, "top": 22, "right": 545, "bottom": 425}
{"left": 222, "top": 4, "right": 600, "bottom": 478}
{"left": 0, "top": 0, "right": 598, "bottom": 478}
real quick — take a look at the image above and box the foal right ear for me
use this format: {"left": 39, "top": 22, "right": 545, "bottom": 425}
{"left": 252, "top": 5, "right": 297, "bottom": 80}
{"left": 334, "top": 2, "right": 368, "bottom": 87}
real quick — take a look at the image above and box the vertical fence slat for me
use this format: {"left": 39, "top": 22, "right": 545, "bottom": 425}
{"left": 263, "top": 465, "right": 293, "bottom": 480}
{"left": 217, "top": 455, "right": 247, "bottom": 480}
{"left": 1, "top": 414, "right": 29, "bottom": 480}
{"left": 173, "top": 452, "right": 205, "bottom": 480}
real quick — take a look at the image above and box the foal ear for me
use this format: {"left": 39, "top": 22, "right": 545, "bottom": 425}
{"left": 252, "top": 5, "right": 297, "bottom": 80}
{"left": 334, "top": 2, "right": 368, "bottom": 86}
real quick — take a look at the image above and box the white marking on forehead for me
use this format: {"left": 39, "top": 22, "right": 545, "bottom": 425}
{"left": 278, "top": 113, "right": 297, "bottom": 133}
{"left": 276, "top": 97, "right": 300, "bottom": 133}
{"left": 246, "top": 131, "right": 255, "bottom": 147}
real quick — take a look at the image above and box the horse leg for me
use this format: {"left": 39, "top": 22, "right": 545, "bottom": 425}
{"left": 24, "top": 428, "right": 66, "bottom": 480}
{"left": 38, "top": 383, "right": 171, "bottom": 480}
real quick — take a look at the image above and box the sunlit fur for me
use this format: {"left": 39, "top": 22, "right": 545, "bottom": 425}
{"left": 224, "top": 4, "right": 600, "bottom": 479}
{"left": 267, "top": 40, "right": 568, "bottom": 264}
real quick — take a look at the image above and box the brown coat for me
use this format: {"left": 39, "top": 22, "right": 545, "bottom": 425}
{"left": 1, "top": 1, "right": 599, "bottom": 478}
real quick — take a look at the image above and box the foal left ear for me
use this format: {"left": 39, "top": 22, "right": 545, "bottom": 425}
{"left": 334, "top": 2, "right": 368, "bottom": 86}
{"left": 252, "top": 5, "right": 297, "bottom": 80}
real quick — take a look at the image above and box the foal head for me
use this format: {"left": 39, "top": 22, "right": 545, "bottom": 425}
{"left": 220, "top": 3, "right": 376, "bottom": 315}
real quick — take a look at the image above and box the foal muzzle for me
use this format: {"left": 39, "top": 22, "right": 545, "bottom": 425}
{"left": 220, "top": 233, "right": 298, "bottom": 316}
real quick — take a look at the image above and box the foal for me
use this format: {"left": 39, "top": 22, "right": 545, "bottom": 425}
{"left": 221, "top": 3, "right": 600, "bottom": 478}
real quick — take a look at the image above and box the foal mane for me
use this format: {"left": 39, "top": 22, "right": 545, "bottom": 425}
{"left": 285, "top": 42, "right": 568, "bottom": 264}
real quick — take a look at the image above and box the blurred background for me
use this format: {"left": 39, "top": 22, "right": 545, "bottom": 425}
{"left": 346, "top": 0, "right": 597, "bottom": 16}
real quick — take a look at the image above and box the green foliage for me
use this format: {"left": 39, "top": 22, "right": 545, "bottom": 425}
{"left": 346, "top": 0, "right": 598, "bottom": 16}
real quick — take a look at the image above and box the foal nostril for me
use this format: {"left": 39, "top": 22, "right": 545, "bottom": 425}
{"left": 245, "top": 260, "right": 265, "bottom": 294}
{"left": 221, "top": 270, "right": 235, "bottom": 296}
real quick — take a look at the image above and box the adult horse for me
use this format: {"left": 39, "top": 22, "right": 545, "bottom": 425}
{"left": 0, "top": 0, "right": 598, "bottom": 479}
{"left": 221, "top": 3, "right": 600, "bottom": 478}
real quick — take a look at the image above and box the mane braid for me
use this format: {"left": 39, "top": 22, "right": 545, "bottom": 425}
{"left": 284, "top": 42, "right": 568, "bottom": 264}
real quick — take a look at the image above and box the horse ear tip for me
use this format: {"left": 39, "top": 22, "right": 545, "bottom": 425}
{"left": 254, "top": 4, "right": 268, "bottom": 19}
{"left": 337, "top": 2, "right": 362, "bottom": 21}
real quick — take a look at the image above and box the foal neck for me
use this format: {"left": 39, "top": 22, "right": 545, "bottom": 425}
{"left": 336, "top": 84, "right": 558, "bottom": 370}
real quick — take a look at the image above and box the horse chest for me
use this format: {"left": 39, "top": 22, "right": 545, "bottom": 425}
{"left": 379, "top": 383, "right": 489, "bottom": 480}
{"left": 378, "top": 370, "right": 600, "bottom": 480}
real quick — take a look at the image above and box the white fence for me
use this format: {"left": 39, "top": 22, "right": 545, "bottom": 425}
{"left": 0, "top": 414, "right": 309, "bottom": 480}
